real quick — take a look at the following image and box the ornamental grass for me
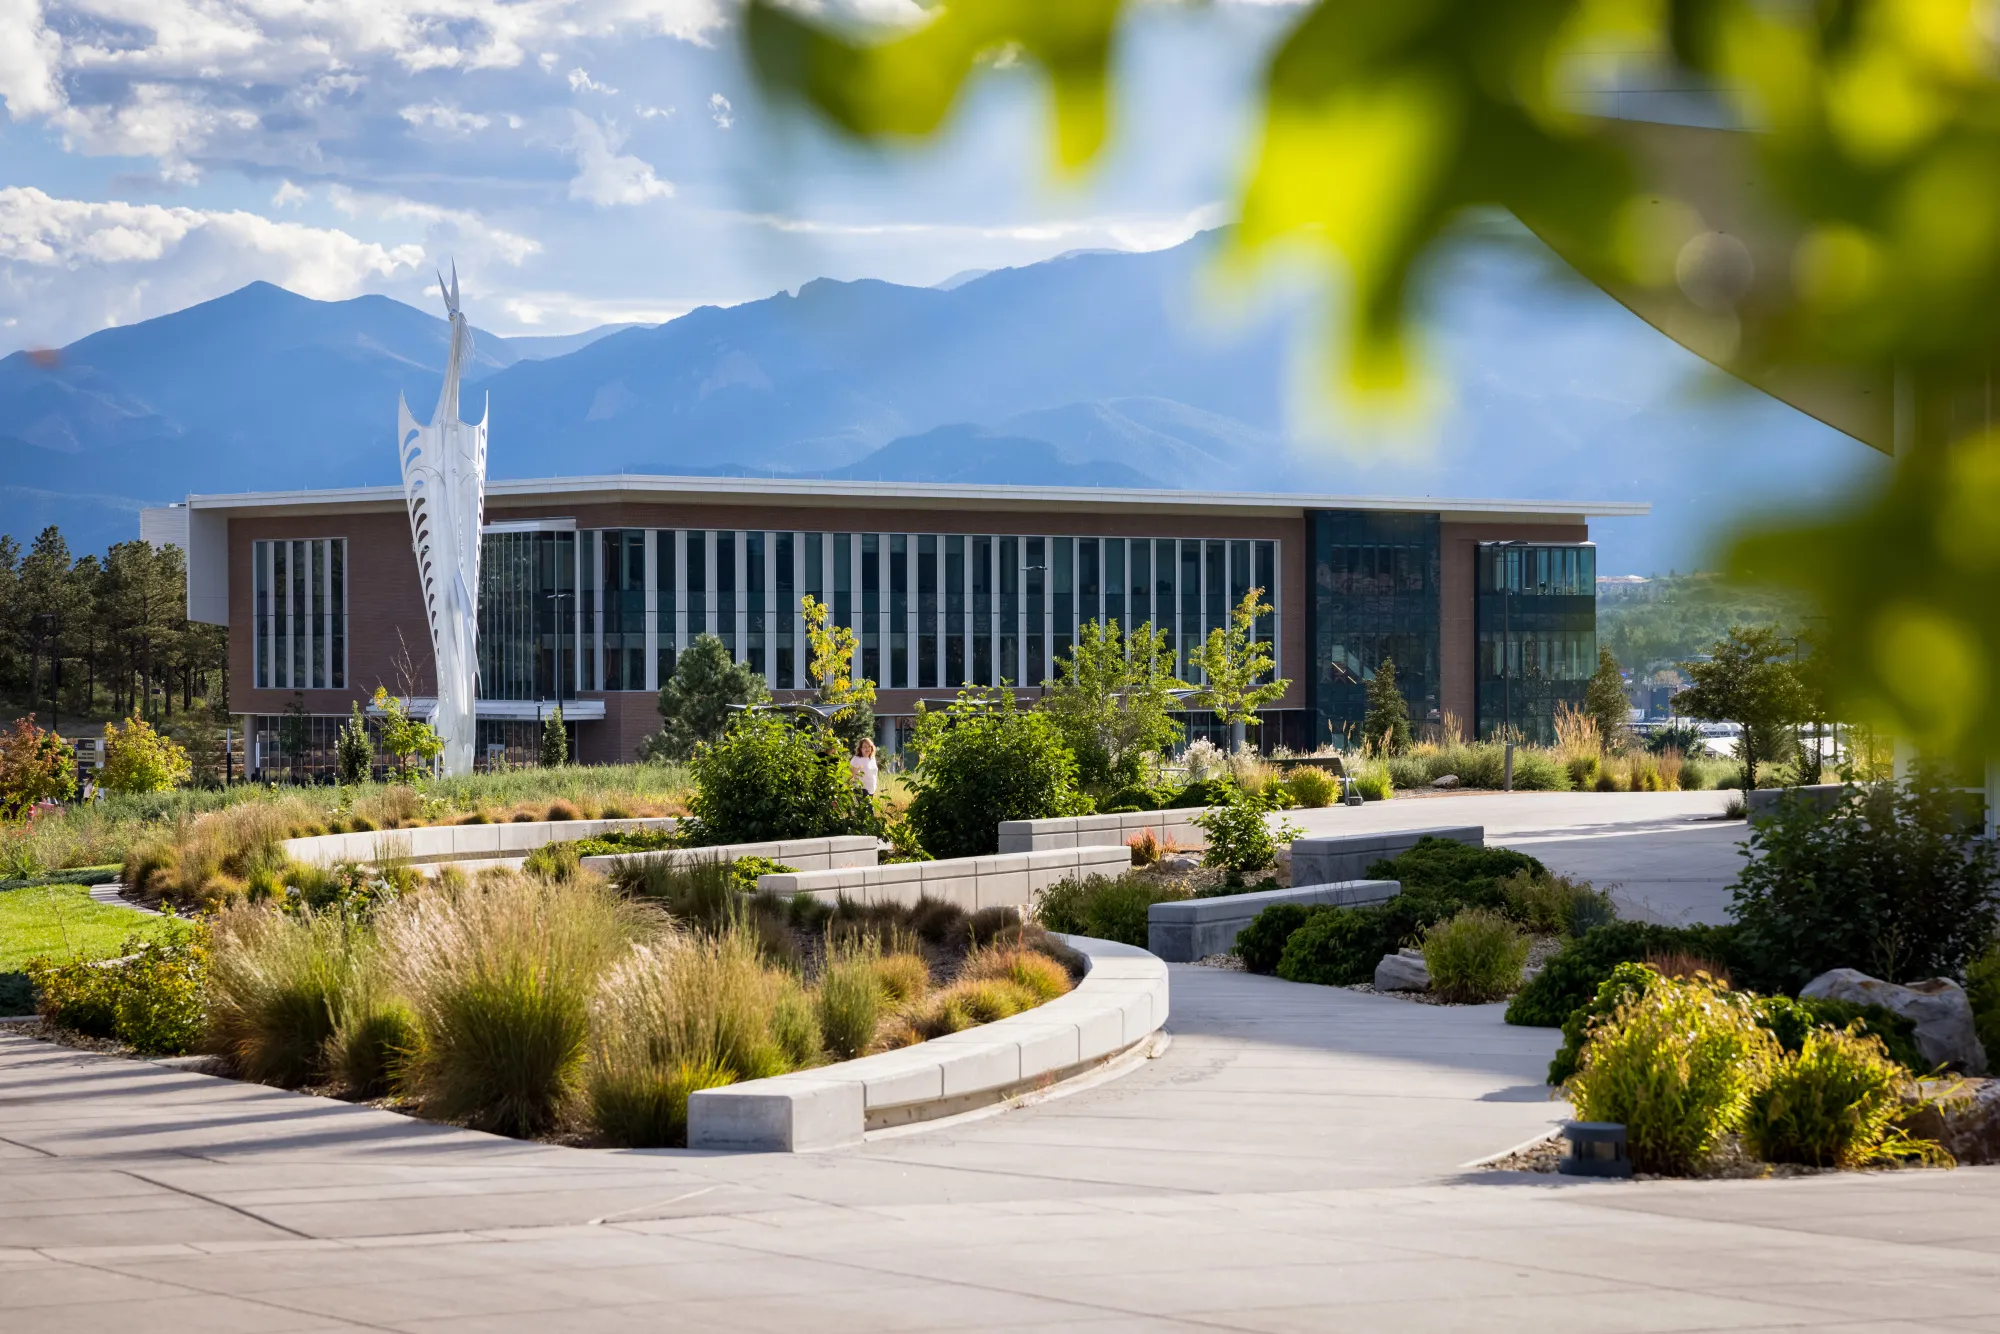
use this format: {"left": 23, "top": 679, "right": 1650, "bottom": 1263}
{"left": 380, "top": 872, "right": 651, "bottom": 1137}
{"left": 202, "top": 903, "right": 363, "bottom": 1086}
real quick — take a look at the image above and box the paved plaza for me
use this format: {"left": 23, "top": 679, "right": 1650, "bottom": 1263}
{"left": 4, "top": 792, "right": 1995, "bottom": 1332}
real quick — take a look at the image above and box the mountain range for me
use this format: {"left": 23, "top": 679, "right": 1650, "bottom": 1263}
{"left": 0, "top": 229, "right": 1886, "bottom": 573}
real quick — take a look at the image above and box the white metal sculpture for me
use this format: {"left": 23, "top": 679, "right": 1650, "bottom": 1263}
{"left": 398, "top": 265, "right": 487, "bottom": 777}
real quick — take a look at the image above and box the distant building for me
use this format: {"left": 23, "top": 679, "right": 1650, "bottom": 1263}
{"left": 1596, "top": 574, "right": 1656, "bottom": 603}
{"left": 142, "top": 477, "right": 1644, "bottom": 777}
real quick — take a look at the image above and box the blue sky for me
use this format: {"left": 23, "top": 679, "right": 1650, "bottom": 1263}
{"left": 0, "top": 0, "right": 1298, "bottom": 353}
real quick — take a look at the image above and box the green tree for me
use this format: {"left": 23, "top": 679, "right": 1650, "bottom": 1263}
{"left": 1584, "top": 648, "right": 1630, "bottom": 755}
{"left": 539, "top": 704, "right": 568, "bottom": 768}
{"left": 17, "top": 527, "right": 90, "bottom": 727}
{"left": 335, "top": 702, "right": 374, "bottom": 785}
{"left": 1674, "top": 627, "right": 1810, "bottom": 791}
{"left": 1191, "top": 588, "right": 1288, "bottom": 750}
{"left": 99, "top": 717, "right": 191, "bottom": 794}
{"left": 906, "top": 689, "right": 1091, "bottom": 859}
{"left": 644, "top": 634, "right": 768, "bottom": 761}
{"left": 744, "top": 0, "right": 2000, "bottom": 768}
{"left": 803, "top": 594, "right": 876, "bottom": 748}
{"left": 371, "top": 688, "right": 444, "bottom": 782}
{"left": 1040, "top": 618, "right": 1184, "bottom": 795}
{"left": 1363, "top": 657, "right": 1412, "bottom": 756}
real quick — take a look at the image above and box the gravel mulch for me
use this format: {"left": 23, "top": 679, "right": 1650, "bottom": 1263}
{"left": 1481, "top": 1130, "right": 1939, "bottom": 1181}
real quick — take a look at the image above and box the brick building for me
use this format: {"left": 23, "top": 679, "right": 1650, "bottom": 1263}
{"left": 142, "top": 476, "right": 1643, "bottom": 776}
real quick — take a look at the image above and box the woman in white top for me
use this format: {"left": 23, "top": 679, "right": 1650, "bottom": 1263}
{"left": 849, "top": 738, "right": 879, "bottom": 796}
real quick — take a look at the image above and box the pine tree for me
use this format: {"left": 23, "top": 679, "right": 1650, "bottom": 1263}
{"left": 1584, "top": 647, "right": 1631, "bottom": 754}
{"left": 335, "top": 701, "right": 373, "bottom": 784}
{"left": 1363, "top": 657, "right": 1412, "bottom": 756}
{"left": 540, "top": 704, "right": 568, "bottom": 768}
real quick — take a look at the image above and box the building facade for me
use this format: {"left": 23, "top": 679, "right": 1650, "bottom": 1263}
{"left": 144, "top": 477, "right": 1643, "bottom": 776}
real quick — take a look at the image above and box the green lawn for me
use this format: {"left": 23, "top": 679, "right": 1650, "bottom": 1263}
{"left": 0, "top": 884, "right": 171, "bottom": 1015}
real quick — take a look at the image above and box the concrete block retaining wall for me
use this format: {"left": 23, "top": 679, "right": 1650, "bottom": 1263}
{"left": 687, "top": 934, "right": 1167, "bottom": 1151}
{"left": 757, "top": 844, "right": 1133, "bottom": 912}
{"left": 1147, "top": 879, "right": 1402, "bottom": 963}
{"left": 580, "top": 835, "right": 879, "bottom": 877}
{"left": 1290, "top": 825, "right": 1483, "bottom": 887}
{"left": 996, "top": 808, "right": 1213, "bottom": 854}
{"left": 280, "top": 817, "right": 679, "bottom": 867}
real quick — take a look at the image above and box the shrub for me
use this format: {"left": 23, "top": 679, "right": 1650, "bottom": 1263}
{"left": 522, "top": 840, "right": 582, "bottom": 882}
{"left": 381, "top": 874, "right": 646, "bottom": 1137}
{"left": 1741, "top": 1027, "right": 1916, "bottom": 1168}
{"left": 1032, "top": 872, "right": 1189, "bottom": 948}
{"left": 726, "top": 856, "right": 797, "bottom": 893}
{"left": 871, "top": 952, "right": 932, "bottom": 1005}
{"left": 1968, "top": 942, "right": 2000, "bottom": 1066}
{"left": 1566, "top": 972, "right": 1779, "bottom": 1175}
{"left": 1367, "top": 837, "right": 1544, "bottom": 903}
{"left": 967, "top": 905, "right": 1021, "bottom": 946}
{"left": 99, "top": 717, "right": 192, "bottom": 794}
{"left": 1501, "top": 869, "right": 1617, "bottom": 937}
{"left": 680, "top": 712, "right": 878, "bottom": 848}
{"left": 335, "top": 703, "right": 373, "bottom": 785}
{"left": 1421, "top": 909, "right": 1529, "bottom": 1003}
{"left": 0, "top": 716, "right": 77, "bottom": 818}
{"left": 30, "top": 954, "right": 122, "bottom": 1038}
{"left": 1505, "top": 920, "right": 1745, "bottom": 1028}
{"left": 1755, "top": 994, "right": 1928, "bottom": 1074}
{"left": 1128, "top": 829, "right": 1162, "bottom": 867}
{"left": 1275, "top": 901, "right": 1419, "bottom": 986}
{"left": 1234, "top": 902, "right": 1315, "bottom": 974}
{"left": 905, "top": 689, "right": 1090, "bottom": 859}
{"left": 1728, "top": 776, "right": 2000, "bottom": 992}
{"left": 1347, "top": 763, "right": 1392, "bottom": 801}
{"left": 1284, "top": 766, "right": 1339, "bottom": 808}
{"left": 1169, "top": 777, "right": 1235, "bottom": 809}
{"left": 1191, "top": 787, "right": 1302, "bottom": 874}
{"left": 1547, "top": 960, "right": 1658, "bottom": 1085}
{"left": 202, "top": 905, "right": 359, "bottom": 1086}
{"left": 110, "top": 932, "right": 209, "bottom": 1055}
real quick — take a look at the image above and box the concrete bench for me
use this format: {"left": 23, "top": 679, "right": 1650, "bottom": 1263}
{"left": 757, "top": 843, "right": 1132, "bottom": 913}
{"left": 581, "top": 835, "right": 879, "bottom": 878}
{"left": 1146, "top": 879, "right": 1402, "bottom": 962}
{"left": 687, "top": 934, "right": 1167, "bottom": 1151}
{"left": 1289, "top": 825, "right": 1483, "bottom": 887}
{"left": 997, "top": 808, "right": 1214, "bottom": 854}
{"left": 281, "top": 817, "right": 678, "bottom": 867}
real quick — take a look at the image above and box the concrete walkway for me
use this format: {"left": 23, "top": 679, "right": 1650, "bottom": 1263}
{"left": 4, "top": 793, "right": 1996, "bottom": 1332}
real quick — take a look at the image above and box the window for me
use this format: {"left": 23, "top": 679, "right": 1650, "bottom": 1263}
{"left": 1309, "top": 510, "right": 1440, "bottom": 747}
{"left": 775, "top": 532, "right": 794, "bottom": 687}
{"left": 745, "top": 530, "right": 766, "bottom": 678}
{"left": 479, "top": 528, "right": 575, "bottom": 701}
{"left": 657, "top": 532, "right": 677, "bottom": 685}
{"left": 890, "top": 534, "right": 909, "bottom": 689}
{"left": 1475, "top": 542, "right": 1597, "bottom": 743}
{"left": 918, "top": 534, "right": 938, "bottom": 688}
{"left": 1025, "top": 537, "right": 1045, "bottom": 686}
{"left": 972, "top": 535, "right": 992, "bottom": 686}
{"left": 252, "top": 537, "right": 347, "bottom": 690}
{"left": 998, "top": 536, "right": 1018, "bottom": 686}
{"left": 716, "top": 530, "right": 737, "bottom": 657}
{"left": 945, "top": 535, "right": 965, "bottom": 686}
{"left": 861, "top": 533, "right": 880, "bottom": 685}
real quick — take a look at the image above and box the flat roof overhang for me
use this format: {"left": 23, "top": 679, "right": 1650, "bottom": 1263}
{"left": 169, "top": 473, "right": 1650, "bottom": 524}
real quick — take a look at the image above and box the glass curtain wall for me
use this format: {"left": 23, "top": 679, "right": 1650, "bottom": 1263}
{"left": 251, "top": 538, "right": 348, "bottom": 690}
{"left": 540, "top": 528, "right": 1279, "bottom": 696}
{"left": 1475, "top": 543, "right": 1597, "bottom": 743}
{"left": 1309, "top": 510, "right": 1441, "bottom": 748}
{"left": 477, "top": 529, "right": 577, "bottom": 701}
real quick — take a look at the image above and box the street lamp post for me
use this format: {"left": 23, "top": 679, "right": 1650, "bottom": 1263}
{"left": 545, "top": 588, "right": 574, "bottom": 704}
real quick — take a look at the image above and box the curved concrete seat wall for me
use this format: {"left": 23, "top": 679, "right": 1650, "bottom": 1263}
{"left": 687, "top": 934, "right": 1168, "bottom": 1151}
{"left": 579, "top": 835, "right": 880, "bottom": 877}
{"left": 1147, "top": 878, "right": 1401, "bottom": 963}
{"left": 756, "top": 843, "right": 1132, "bottom": 913}
{"left": 996, "top": 808, "right": 1214, "bottom": 855}
{"left": 279, "top": 817, "right": 679, "bottom": 867}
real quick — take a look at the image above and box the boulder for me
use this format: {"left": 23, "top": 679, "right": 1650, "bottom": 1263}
{"left": 1431, "top": 774, "right": 1460, "bottom": 789}
{"left": 1375, "top": 949, "right": 1430, "bottom": 991}
{"left": 1902, "top": 1078, "right": 2000, "bottom": 1165}
{"left": 1160, "top": 853, "right": 1202, "bottom": 875}
{"left": 1800, "top": 968, "right": 1989, "bottom": 1074}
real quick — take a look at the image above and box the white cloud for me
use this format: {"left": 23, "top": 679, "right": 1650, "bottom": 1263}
{"left": 708, "top": 92, "right": 732, "bottom": 128}
{"left": 568, "top": 67, "right": 617, "bottom": 95}
{"left": 4, "top": 0, "right": 735, "bottom": 169}
{"left": 271, "top": 180, "right": 309, "bottom": 209}
{"left": 326, "top": 185, "right": 542, "bottom": 267}
{"left": 400, "top": 102, "right": 493, "bottom": 135}
{"left": 635, "top": 103, "right": 674, "bottom": 119}
{"left": 0, "top": 185, "right": 427, "bottom": 347}
{"left": 566, "top": 112, "right": 672, "bottom": 207}
{"left": 0, "top": 0, "right": 63, "bottom": 119}
{"left": 726, "top": 201, "right": 1231, "bottom": 250}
